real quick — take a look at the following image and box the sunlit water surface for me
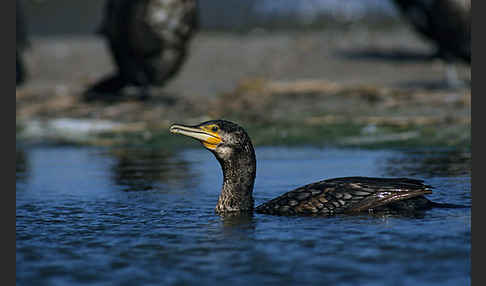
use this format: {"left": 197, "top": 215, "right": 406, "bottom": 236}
{"left": 16, "top": 146, "right": 470, "bottom": 286}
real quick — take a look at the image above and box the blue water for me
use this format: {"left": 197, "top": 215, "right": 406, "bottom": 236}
{"left": 16, "top": 146, "right": 470, "bottom": 286}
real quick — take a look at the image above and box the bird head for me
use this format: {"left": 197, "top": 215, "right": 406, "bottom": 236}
{"left": 169, "top": 120, "right": 253, "bottom": 161}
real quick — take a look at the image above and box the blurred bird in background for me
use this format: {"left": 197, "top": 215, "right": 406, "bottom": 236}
{"left": 84, "top": 0, "right": 198, "bottom": 101}
{"left": 17, "top": 0, "right": 28, "bottom": 85}
{"left": 392, "top": 0, "right": 470, "bottom": 86}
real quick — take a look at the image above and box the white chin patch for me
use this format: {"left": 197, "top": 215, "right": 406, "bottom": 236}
{"left": 216, "top": 145, "right": 233, "bottom": 160}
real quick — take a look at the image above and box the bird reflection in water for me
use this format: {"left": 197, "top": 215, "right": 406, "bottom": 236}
{"left": 381, "top": 149, "right": 471, "bottom": 178}
{"left": 16, "top": 148, "right": 29, "bottom": 183}
{"left": 108, "top": 148, "right": 192, "bottom": 192}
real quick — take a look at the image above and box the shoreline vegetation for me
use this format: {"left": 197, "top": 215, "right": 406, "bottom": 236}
{"left": 16, "top": 77, "right": 470, "bottom": 149}
{"left": 16, "top": 30, "right": 470, "bottom": 150}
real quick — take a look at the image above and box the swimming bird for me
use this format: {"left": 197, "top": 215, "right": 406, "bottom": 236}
{"left": 84, "top": 0, "right": 198, "bottom": 101}
{"left": 170, "top": 120, "right": 458, "bottom": 216}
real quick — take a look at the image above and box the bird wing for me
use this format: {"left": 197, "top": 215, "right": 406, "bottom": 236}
{"left": 255, "top": 177, "right": 433, "bottom": 216}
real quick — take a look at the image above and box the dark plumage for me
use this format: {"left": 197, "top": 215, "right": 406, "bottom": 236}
{"left": 169, "top": 120, "right": 461, "bottom": 217}
{"left": 392, "top": 0, "right": 470, "bottom": 63}
{"left": 255, "top": 177, "right": 434, "bottom": 216}
{"left": 16, "top": 0, "right": 28, "bottom": 85}
{"left": 84, "top": 0, "right": 198, "bottom": 101}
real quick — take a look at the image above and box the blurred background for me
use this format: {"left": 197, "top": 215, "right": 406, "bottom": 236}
{"left": 22, "top": 0, "right": 398, "bottom": 35}
{"left": 16, "top": 0, "right": 470, "bottom": 147}
{"left": 17, "top": 0, "right": 471, "bottom": 147}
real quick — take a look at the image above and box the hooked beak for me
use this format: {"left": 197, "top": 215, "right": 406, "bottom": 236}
{"left": 170, "top": 124, "right": 222, "bottom": 150}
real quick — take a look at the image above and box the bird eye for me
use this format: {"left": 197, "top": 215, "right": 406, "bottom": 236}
{"left": 211, "top": 126, "right": 219, "bottom": 132}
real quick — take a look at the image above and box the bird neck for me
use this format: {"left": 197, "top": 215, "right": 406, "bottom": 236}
{"left": 215, "top": 146, "right": 256, "bottom": 214}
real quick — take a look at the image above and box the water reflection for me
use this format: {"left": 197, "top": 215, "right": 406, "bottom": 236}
{"left": 16, "top": 145, "right": 470, "bottom": 286}
{"left": 16, "top": 148, "right": 28, "bottom": 182}
{"left": 108, "top": 147, "right": 193, "bottom": 192}
{"left": 220, "top": 212, "right": 255, "bottom": 227}
{"left": 218, "top": 212, "right": 256, "bottom": 242}
{"left": 380, "top": 149, "right": 471, "bottom": 178}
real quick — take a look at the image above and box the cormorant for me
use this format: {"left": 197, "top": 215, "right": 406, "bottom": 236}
{"left": 170, "top": 120, "right": 460, "bottom": 216}
{"left": 84, "top": 0, "right": 198, "bottom": 101}
{"left": 392, "top": 0, "right": 470, "bottom": 63}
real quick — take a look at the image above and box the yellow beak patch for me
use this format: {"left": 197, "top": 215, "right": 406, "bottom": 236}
{"left": 169, "top": 123, "right": 222, "bottom": 150}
